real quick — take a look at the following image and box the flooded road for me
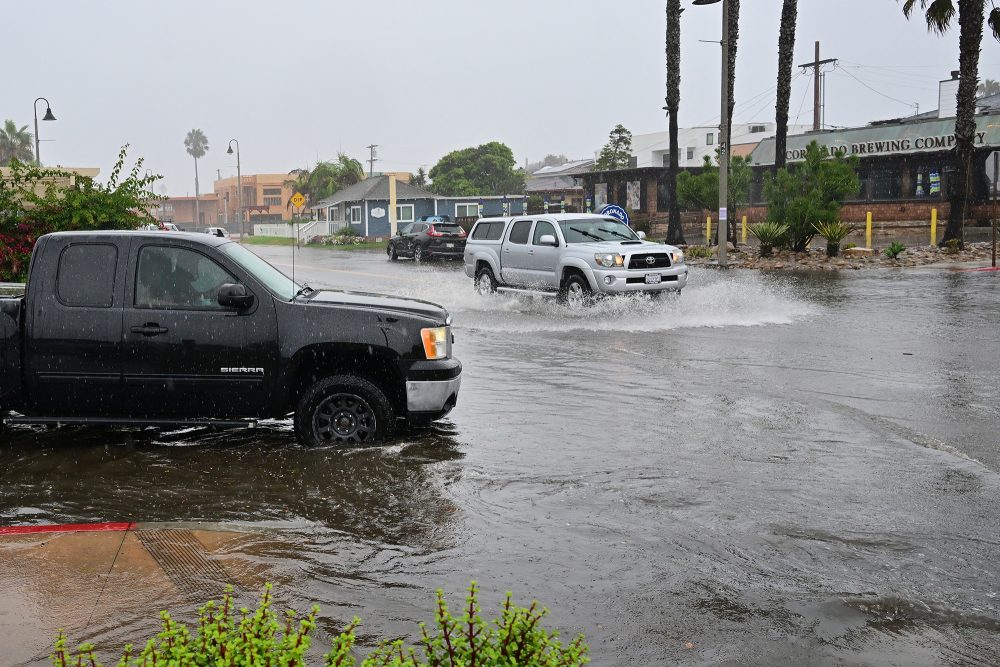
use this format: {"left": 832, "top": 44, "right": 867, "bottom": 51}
{"left": 2, "top": 246, "right": 999, "bottom": 665}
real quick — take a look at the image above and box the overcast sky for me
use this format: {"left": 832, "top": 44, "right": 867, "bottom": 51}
{"left": 6, "top": 0, "right": 998, "bottom": 194}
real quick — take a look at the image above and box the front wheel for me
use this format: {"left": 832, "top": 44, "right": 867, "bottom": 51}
{"left": 475, "top": 266, "right": 497, "bottom": 295}
{"left": 560, "top": 273, "right": 591, "bottom": 308}
{"left": 387, "top": 243, "right": 398, "bottom": 261}
{"left": 294, "top": 375, "right": 396, "bottom": 447}
{"left": 414, "top": 245, "right": 425, "bottom": 263}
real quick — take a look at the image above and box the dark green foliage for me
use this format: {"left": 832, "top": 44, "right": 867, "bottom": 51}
{"left": 409, "top": 167, "right": 428, "bottom": 187}
{"left": 763, "top": 141, "right": 860, "bottom": 252}
{"left": 814, "top": 221, "right": 855, "bottom": 257}
{"left": 429, "top": 142, "right": 525, "bottom": 196}
{"left": 594, "top": 125, "right": 633, "bottom": 171}
{"left": 677, "top": 154, "right": 752, "bottom": 213}
{"left": 749, "top": 221, "right": 789, "bottom": 257}
{"left": 287, "top": 154, "right": 365, "bottom": 206}
{"left": 884, "top": 241, "right": 907, "bottom": 258}
{"left": 685, "top": 245, "right": 714, "bottom": 259}
{"left": 51, "top": 583, "right": 588, "bottom": 667}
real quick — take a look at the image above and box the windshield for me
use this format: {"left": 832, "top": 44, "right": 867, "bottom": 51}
{"left": 221, "top": 242, "right": 300, "bottom": 300}
{"left": 558, "top": 218, "right": 640, "bottom": 243}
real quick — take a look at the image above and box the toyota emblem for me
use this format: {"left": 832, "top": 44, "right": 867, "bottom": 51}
{"left": 645, "top": 256, "right": 656, "bottom": 266}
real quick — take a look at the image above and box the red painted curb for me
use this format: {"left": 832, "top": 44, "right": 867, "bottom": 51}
{"left": 957, "top": 266, "right": 1000, "bottom": 272}
{"left": 0, "top": 522, "right": 135, "bottom": 535}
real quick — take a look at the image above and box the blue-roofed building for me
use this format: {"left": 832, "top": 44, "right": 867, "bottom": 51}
{"left": 309, "top": 175, "right": 526, "bottom": 237}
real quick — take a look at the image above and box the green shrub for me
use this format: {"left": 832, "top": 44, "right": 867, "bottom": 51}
{"left": 844, "top": 242, "right": 857, "bottom": 250}
{"left": 50, "top": 583, "right": 588, "bottom": 667}
{"left": 748, "top": 222, "right": 789, "bottom": 257}
{"left": 813, "top": 221, "right": 855, "bottom": 257}
{"left": 884, "top": 241, "right": 906, "bottom": 259}
{"left": 685, "top": 245, "right": 713, "bottom": 259}
{"left": 336, "top": 226, "right": 360, "bottom": 238}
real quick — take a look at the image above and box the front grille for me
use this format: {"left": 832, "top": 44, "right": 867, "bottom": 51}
{"left": 628, "top": 253, "right": 672, "bottom": 269}
{"left": 627, "top": 275, "right": 679, "bottom": 284}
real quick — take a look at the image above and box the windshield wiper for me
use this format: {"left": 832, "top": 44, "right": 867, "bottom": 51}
{"left": 569, "top": 226, "right": 604, "bottom": 241}
{"left": 605, "top": 228, "right": 634, "bottom": 240}
{"left": 292, "top": 284, "right": 315, "bottom": 300}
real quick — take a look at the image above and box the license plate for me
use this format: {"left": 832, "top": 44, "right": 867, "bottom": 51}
{"left": 645, "top": 273, "right": 661, "bottom": 284}
{"left": 446, "top": 243, "right": 455, "bottom": 248}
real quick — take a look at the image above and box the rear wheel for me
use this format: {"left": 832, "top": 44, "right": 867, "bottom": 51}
{"left": 560, "top": 273, "right": 591, "bottom": 308}
{"left": 294, "top": 375, "right": 396, "bottom": 447}
{"left": 475, "top": 266, "right": 497, "bottom": 295}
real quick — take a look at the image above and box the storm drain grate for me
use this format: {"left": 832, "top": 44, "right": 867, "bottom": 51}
{"left": 134, "top": 529, "right": 233, "bottom": 595}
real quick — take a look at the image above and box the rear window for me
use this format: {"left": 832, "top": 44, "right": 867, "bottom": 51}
{"left": 472, "top": 221, "right": 505, "bottom": 241}
{"left": 434, "top": 223, "right": 461, "bottom": 232}
{"left": 56, "top": 243, "right": 118, "bottom": 308}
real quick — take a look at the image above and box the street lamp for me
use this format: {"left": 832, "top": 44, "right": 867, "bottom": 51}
{"left": 692, "top": 0, "right": 728, "bottom": 266}
{"left": 33, "top": 98, "right": 56, "bottom": 167}
{"left": 227, "top": 139, "right": 243, "bottom": 241}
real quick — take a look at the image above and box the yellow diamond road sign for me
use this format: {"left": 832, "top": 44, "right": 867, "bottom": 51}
{"left": 291, "top": 192, "right": 306, "bottom": 208}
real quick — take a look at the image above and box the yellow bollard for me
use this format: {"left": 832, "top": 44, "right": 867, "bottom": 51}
{"left": 866, "top": 211, "right": 872, "bottom": 249}
{"left": 741, "top": 215, "right": 748, "bottom": 245}
{"left": 706, "top": 216, "right": 712, "bottom": 245}
{"left": 931, "top": 208, "right": 937, "bottom": 245}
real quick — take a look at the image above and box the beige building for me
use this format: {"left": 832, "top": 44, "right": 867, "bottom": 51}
{"left": 213, "top": 173, "right": 297, "bottom": 230}
{"left": 156, "top": 195, "right": 219, "bottom": 228}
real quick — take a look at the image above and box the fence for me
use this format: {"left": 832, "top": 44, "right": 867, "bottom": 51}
{"left": 253, "top": 221, "right": 348, "bottom": 241}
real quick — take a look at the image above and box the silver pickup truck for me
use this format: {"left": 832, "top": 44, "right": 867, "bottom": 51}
{"left": 463, "top": 214, "right": 687, "bottom": 305}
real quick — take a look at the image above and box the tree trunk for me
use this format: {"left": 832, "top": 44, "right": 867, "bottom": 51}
{"left": 726, "top": 0, "right": 740, "bottom": 245}
{"left": 194, "top": 157, "right": 201, "bottom": 229}
{"left": 774, "top": 0, "right": 798, "bottom": 172}
{"left": 945, "top": 0, "right": 984, "bottom": 247}
{"left": 665, "top": 0, "right": 685, "bottom": 245}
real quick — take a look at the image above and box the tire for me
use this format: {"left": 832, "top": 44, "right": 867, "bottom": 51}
{"left": 387, "top": 243, "right": 398, "bottom": 261}
{"left": 559, "top": 272, "right": 591, "bottom": 308}
{"left": 294, "top": 375, "right": 396, "bottom": 447}
{"left": 475, "top": 266, "right": 497, "bottom": 295}
{"left": 414, "top": 245, "right": 425, "bottom": 263}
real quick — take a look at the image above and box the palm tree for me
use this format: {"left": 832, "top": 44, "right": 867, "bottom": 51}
{"left": 774, "top": 0, "right": 798, "bottom": 171}
{"left": 285, "top": 153, "right": 366, "bottom": 208}
{"left": 902, "top": 0, "right": 1000, "bottom": 246}
{"left": 334, "top": 153, "right": 364, "bottom": 188}
{"left": 184, "top": 129, "right": 209, "bottom": 227}
{"left": 978, "top": 78, "right": 1000, "bottom": 96}
{"left": 0, "top": 120, "right": 34, "bottom": 164}
{"left": 725, "top": 0, "right": 741, "bottom": 244}
{"left": 665, "top": 0, "right": 684, "bottom": 245}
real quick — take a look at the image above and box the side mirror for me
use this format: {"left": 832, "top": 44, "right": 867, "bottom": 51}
{"left": 637, "top": 231, "right": 647, "bottom": 240}
{"left": 218, "top": 283, "right": 254, "bottom": 310}
{"left": 538, "top": 234, "right": 558, "bottom": 246}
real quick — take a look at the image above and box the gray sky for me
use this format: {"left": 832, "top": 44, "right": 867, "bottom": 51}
{"left": 7, "top": 0, "right": 998, "bottom": 194}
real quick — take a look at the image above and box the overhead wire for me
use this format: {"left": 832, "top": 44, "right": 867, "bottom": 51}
{"left": 833, "top": 64, "right": 919, "bottom": 110}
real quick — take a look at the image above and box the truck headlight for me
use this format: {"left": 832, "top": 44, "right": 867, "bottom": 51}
{"left": 421, "top": 326, "right": 450, "bottom": 360}
{"left": 671, "top": 250, "right": 685, "bottom": 264}
{"left": 595, "top": 253, "right": 624, "bottom": 268}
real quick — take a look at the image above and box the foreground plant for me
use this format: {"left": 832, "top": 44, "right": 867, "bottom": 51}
{"left": 813, "top": 221, "right": 855, "bottom": 257}
{"left": 884, "top": 241, "right": 906, "bottom": 259}
{"left": 51, "top": 582, "right": 587, "bottom": 667}
{"left": 748, "top": 221, "right": 789, "bottom": 257}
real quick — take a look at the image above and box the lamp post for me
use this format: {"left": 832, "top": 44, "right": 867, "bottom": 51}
{"left": 227, "top": 139, "right": 243, "bottom": 241}
{"left": 692, "top": 0, "right": 728, "bottom": 266}
{"left": 33, "top": 98, "right": 56, "bottom": 167}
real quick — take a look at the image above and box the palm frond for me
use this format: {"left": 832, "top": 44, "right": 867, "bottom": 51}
{"left": 990, "top": 6, "right": 1000, "bottom": 41}
{"left": 925, "top": 0, "right": 956, "bottom": 34}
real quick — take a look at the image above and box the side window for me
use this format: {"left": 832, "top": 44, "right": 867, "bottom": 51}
{"left": 400, "top": 223, "right": 413, "bottom": 234}
{"left": 57, "top": 244, "right": 118, "bottom": 308}
{"left": 486, "top": 222, "right": 505, "bottom": 241}
{"left": 508, "top": 220, "right": 532, "bottom": 245}
{"left": 471, "top": 222, "right": 492, "bottom": 240}
{"left": 135, "top": 246, "right": 235, "bottom": 310}
{"left": 532, "top": 221, "right": 557, "bottom": 245}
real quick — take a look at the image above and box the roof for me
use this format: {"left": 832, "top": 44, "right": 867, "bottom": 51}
{"left": 311, "top": 176, "right": 439, "bottom": 208}
{"left": 530, "top": 159, "right": 594, "bottom": 177}
{"left": 526, "top": 174, "right": 584, "bottom": 193}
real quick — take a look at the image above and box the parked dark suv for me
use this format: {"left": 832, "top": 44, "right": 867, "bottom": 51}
{"left": 387, "top": 216, "right": 467, "bottom": 262}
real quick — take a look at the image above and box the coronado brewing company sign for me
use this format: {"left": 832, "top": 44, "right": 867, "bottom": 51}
{"left": 785, "top": 131, "right": 988, "bottom": 161}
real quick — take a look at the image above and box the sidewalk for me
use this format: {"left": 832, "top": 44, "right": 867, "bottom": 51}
{"left": 0, "top": 523, "right": 256, "bottom": 665}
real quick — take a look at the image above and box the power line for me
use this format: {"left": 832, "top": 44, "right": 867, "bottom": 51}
{"left": 833, "top": 65, "right": 919, "bottom": 111}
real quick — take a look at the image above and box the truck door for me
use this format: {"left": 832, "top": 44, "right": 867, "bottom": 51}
{"left": 523, "top": 219, "right": 562, "bottom": 289}
{"left": 120, "top": 241, "right": 276, "bottom": 418}
{"left": 500, "top": 219, "right": 533, "bottom": 285}
{"left": 25, "top": 237, "right": 129, "bottom": 415}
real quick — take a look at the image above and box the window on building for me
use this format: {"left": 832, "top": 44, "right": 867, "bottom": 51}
{"left": 350, "top": 206, "right": 362, "bottom": 223}
{"left": 331, "top": 207, "right": 342, "bottom": 221}
{"left": 661, "top": 153, "right": 670, "bottom": 167}
{"left": 263, "top": 196, "right": 282, "bottom": 207}
{"left": 262, "top": 187, "right": 281, "bottom": 196}
{"left": 242, "top": 186, "right": 256, "bottom": 206}
{"left": 134, "top": 246, "right": 235, "bottom": 310}
{"left": 57, "top": 244, "right": 117, "bottom": 308}
{"left": 750, "top": 125, "right": 767, "bottom": 133}
{"left": 687, "top": 147, "right": 695, "bottom": 160}
{"left": 455, "top": 202, "right": 479, "bottom": 218}
{"left": 396, "top": 204, "right": 415, "bottom": 223}
{"left": 629, "top": 156, "right": 638, "bottom": 168}
{"left": 706, "top": 133, "right": 714, "bottom": 146}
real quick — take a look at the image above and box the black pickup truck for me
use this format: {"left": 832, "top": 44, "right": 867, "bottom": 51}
{"left": 0, "top": 231, "right": 461, "bottom": 446}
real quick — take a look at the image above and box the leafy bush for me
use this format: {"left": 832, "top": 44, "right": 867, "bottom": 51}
{"left": 748, "top": 222, "right": 789, "bottom": 257}
{"left": 763, "top": 141, "right": 860, "bottom": 252}
{"left": 884, "top": 241, "right": 906, "bottom": 259}
{"left": 844, "top": 242, "right": 857, "bottom": 250}
{"left": 813, "top": 221, "right": 855, "bottom": 257}
{"left": 685, "top": 245, "right": 713, "bottom": 259}
{"left": 51, "top": 583, "right": 589, "bottom": 667}
{"left": 336, "top": 226, "right": 360, "bottom": 238}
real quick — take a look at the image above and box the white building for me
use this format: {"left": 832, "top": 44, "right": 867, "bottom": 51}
{"left": 630, "top": 122, "right": 812, "bottom": 168}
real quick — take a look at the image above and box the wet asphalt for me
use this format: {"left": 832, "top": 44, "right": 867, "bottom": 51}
{"left": 2, "top": 244, "right": 999, "bottom": 666}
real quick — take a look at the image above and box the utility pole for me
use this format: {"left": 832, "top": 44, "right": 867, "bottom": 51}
{"left": 366, "top": 144, "right": 379, "bottom": 176}
{"left": 798, "top": 42, "right": 837, "bottom": 131}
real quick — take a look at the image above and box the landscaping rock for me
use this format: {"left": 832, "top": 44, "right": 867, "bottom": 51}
{"left": 843, "top": 247, "right": 874, "bottom": 258}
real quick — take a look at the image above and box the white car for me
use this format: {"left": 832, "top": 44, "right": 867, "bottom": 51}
{"left": 159, "top": 222, "right": 180, "bottom": 232}
{"left": 204, "top": 227, "right": 229, "bottom": 238}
